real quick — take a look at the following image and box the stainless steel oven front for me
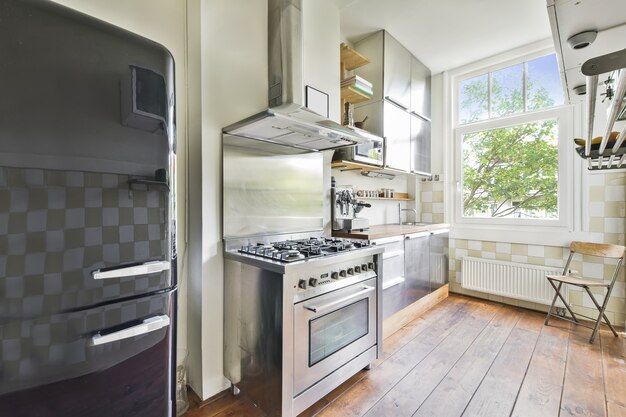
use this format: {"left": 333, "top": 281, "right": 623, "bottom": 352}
{"left": 293, "top": 277, "right": 377, "bottom": 395}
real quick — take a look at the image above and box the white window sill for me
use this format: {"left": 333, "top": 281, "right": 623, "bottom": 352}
{"left": 450, "top": 224, "right": 604, "bottom": 247}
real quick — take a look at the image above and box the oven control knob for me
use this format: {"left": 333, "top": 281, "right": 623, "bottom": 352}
{"left": 368, "top": 262, "right": 375, "bottom": 271}
{"left": 347, "top": 268, "right": 354, "bottom": 275}
{"left": 354, "top": 265, "right": 361, "bottom": 273}
{"left": 339, "top": 270, "right": 347, "bottom": 277}
{"left": 309, "top": 277, "right": 318, "bottom": 287}
{"left": 362, "top": 263, "right": 368, "bottom": 271}
{"left": 298, "top": 279, "right": 307, "bottom": 290}
{"left": 331, "top": 272, "right": 339, "bottom": 280}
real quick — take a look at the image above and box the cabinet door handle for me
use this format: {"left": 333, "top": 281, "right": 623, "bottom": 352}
{"left": 385, "top": 96, "right": 409, "bottom": 110}
{"left": 92, "top": 260, "right": 170, "bottom": 280}
{"left": 405, "top": 232, "right": 430, "bottom": 240}
{"left": 90, "top": 315, "right": 170, "bottom": 346}
{"left": 410, "top": 110, "right": 431, "bottom": 122}
{"left": 431, "top": 229, "right": 450, "bottom": 235}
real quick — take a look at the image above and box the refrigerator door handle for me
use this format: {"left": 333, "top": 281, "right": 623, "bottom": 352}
{"left": 90, "top": 315, "right": 170, "bottom": 346}
{"left": 92, "top": 260, "right": 170, "bottom": 280}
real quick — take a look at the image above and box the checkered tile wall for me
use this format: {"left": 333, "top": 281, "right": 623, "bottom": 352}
{"left": 0, "top": 167, "right": 168, "bottom": 318}
{"left": 421, "top": 172, "right": 626, "bottom": 326}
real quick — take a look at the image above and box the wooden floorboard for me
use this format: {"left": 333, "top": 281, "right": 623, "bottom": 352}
{"left": 182, "top": 295, "right": 625, "bottom": 417}
{"left": 510, "top": 319, "right": 571, "bottom": 417}
{"left": 361, "top": 302, "right": 502, "bottom": 417}
{"left": 601, "top": 331, "right": 626, "bottom": 415}
{"left": 412, "top": 306, "right": 521, "bottom": 417}
{"left": 460, "top": 309, "right": 544, "bottom": 417}
{"left": 560, "top": 324, "right": 606, "bottom": 417}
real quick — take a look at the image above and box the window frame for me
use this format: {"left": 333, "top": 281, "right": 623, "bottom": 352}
{"left": 450, "top": 48, "right": 575, "bottom": 230}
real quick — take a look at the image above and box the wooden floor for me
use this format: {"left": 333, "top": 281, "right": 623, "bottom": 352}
{"left": 184, "top": 295, "right": 626, "bottom": 417}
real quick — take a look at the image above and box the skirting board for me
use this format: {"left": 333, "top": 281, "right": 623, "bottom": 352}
{"left": 382, "top": 284, "right": 449, "bottom": 340}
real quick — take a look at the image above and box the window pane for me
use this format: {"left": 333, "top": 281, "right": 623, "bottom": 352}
{"left": 462, "top": 119, "right": 559, "bottom": 219}
{"left": 459, "top": 74, "right": 488, "bottom": 124}
{"left": 526, "top": 54, "right": 564, "bottom": 111}
{"left": 490, "top": 64, "right": 524, "bottom": 118}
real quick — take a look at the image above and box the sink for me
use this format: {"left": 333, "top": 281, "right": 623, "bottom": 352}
{"left": 401, "top": 222, "right": 427, "bottom": 226}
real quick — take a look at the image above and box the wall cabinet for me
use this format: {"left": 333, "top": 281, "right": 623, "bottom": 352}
{"left": 411, "top": 114, "right": 431, "bottom": 175}
{"left": 383, "top": 32, "right": 412, "bottom": 109}
{"left": 383, "top": 101, "right": 411, "bottom": 172}
{"left": 353, "top": 30, "right": 432, "bottom": 175}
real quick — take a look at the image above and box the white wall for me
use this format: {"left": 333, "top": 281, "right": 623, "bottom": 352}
{"left": 186, "top": 0, "right": 268, "bottom": 399}
{"left": 187, "top": 0, "right": 344, "bottom": 399}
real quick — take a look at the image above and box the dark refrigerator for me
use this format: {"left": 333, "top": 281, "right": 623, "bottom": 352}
{"left": 0, "top": 1, "right": 177, "bottom": 416}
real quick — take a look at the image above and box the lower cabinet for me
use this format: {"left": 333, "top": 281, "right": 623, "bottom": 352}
{"left": 377, "top": 229, "right": 449, "bottom": 320}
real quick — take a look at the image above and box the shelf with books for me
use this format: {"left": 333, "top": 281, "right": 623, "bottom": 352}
{"left": 340, "top": 43, "right": 373, "bottom": 124}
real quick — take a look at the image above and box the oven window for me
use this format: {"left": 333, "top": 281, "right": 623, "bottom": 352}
{"left": 309, "top": 299, "right": 369, "bottom": 366}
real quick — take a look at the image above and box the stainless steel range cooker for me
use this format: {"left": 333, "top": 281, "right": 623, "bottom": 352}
{"left": 224, "top": 234, "right": 383, "bottom": 417}
{"left": 222, "top": 124, "right": 384, "bottom": 415}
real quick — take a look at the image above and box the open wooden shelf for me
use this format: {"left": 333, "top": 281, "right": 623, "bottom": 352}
{"left": 340, "top": 43, "right": 373, "bottom": 125}
{"left": 341, "top": 85, "right": 372, "bottom": 104}
{"left": 340, "top": 43, "right": 370, "bottom": 71}
{"left": 331, "top": 160, "right": 383, "bottom": 172}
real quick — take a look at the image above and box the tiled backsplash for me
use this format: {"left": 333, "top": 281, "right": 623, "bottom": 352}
{"left": 420, "top": 177, "right": 444, "bottom": 224}
{"left": 423, "top": 172, "right": 626, "bottom": 326}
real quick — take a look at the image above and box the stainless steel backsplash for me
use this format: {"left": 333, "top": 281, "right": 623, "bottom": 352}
{"left": 222, "top": 134, "right": 324, "bottom": 239}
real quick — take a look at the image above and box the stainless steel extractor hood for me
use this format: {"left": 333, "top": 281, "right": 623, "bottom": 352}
{"left": 223, "top": 0, "right": 370, "bottom": 151}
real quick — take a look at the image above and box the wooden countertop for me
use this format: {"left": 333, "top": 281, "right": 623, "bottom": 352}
{"left": 332, "top": 223, "right": 450, "bottom": 240}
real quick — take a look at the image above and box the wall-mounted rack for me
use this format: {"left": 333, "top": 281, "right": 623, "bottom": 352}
{"left": 577, "top": 48, "right": 626, "bottom": 170}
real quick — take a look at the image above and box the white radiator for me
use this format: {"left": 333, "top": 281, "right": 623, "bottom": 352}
{"left": 461, "top": 257, "right": 566, "bottom": 306}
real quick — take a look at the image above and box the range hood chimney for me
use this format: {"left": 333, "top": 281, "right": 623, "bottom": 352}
{"left": 268, "top": 0, "right": 302, "bottom": 108}
{"left": 223, "top": 0, "right": 378, "bottom": 151}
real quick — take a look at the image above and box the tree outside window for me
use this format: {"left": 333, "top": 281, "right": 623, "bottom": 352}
{"left": 457, "top": 54, "right": 564, "bottom": 220}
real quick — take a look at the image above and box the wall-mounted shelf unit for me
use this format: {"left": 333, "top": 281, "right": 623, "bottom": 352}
{"left": 547, "top": 0, "right": 626, "bottom": 170}
{"left": 340, "top": 43, "right": 370, "bottom": 71}
{"left": 341, "top": 85, "right": 371, "bottom": 104}
{"left": 340, "top": 43, "right": 373, "bottom": 124}
{"left": 576, "top": 52, "right": 626, "bottom": 170}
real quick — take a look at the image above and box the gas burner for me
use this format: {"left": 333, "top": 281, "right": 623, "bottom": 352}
{"left": 238, "top": 237, "right": 370, "bottom": 262}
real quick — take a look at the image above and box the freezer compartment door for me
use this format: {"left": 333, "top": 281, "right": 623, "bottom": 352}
{"left": 0, "top": 290, "right": 175, "bottom": 417}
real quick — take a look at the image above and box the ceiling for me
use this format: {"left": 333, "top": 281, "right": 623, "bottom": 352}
{"left": 338, "top": 0, "right": 553, "bottom": 74}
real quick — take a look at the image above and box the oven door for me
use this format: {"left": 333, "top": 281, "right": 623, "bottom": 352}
{"left": 293, "top": 278, "right": 377, "bottom": 395}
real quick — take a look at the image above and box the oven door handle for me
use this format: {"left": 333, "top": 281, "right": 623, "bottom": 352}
{"left": 304, "top": 285, "right": 375, "bottom": 313}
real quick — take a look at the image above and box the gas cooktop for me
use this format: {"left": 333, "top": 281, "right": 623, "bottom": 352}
{"left": 239, "top": 237, "right": 370, "bottom": 263}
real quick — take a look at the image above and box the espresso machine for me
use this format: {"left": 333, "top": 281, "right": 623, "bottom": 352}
{"left": 332, "top": 185, "right": 371, "bottom": 231}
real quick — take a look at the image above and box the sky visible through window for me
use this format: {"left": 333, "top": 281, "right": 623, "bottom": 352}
{"left": 459, "top": 54, "right": 563, "bottom": 124}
